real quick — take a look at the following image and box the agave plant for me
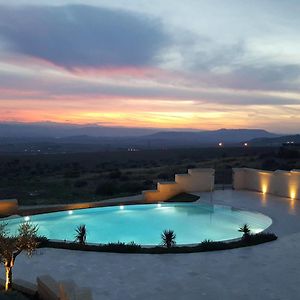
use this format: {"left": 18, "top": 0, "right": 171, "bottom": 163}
{"left": 75, "top": 224, "right": 87, "bottom": 245}
{"left": 238, "top": 224, "right": 251, "bottom": 240}
{"left": 161, "top": 229, "right": 176, "bottom": 248}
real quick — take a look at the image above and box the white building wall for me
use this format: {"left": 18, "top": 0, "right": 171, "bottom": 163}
{"left": 233, "top": 168, "right": 300, "bottom": 200}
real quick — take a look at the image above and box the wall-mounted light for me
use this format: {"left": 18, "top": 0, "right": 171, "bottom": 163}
{"left": 262, "top": 185, "right": 267, "bottom": 194}
{"left": 290, "top": 190, "right": 296, "bottom": 200}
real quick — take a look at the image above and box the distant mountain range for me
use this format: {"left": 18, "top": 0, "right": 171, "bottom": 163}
{"left": 0, "top": 122, "right": 159, "bottom": 137}
{"left": 141, "top": 129, "right": 278, "bottom": 144}
{"left": 0, "top": 122, "right": 285, "bottom": 151}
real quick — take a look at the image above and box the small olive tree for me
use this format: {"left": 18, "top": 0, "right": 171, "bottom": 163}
{"left": 0, "top": 222, "right": 38, "bottom": 291}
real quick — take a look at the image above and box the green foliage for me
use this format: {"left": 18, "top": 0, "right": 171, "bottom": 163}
{"left": 0, "top": 222, "right": 39, "bottom": 291}
{"left": 95, "top": 181, "right": 115, "bottom": 195}
{"left": 36, "top": 236, "right": 49, "bottom": 247}
{"left": 73, "top": 180, "right": 88, "bottom": 188}
{"left": 41, "top": 232, "right": 277, "bottom": 254}
{"left": 100, "top": 242, "right": 141, "bottom": 253}
{"left": 161, "top": 230, "right": 176, "bottom": 248}
{"left": 238, "top": 224, "right": 251, "bottom": 240}
{"left": 75, "top": 225, "right": 87, "bottom": 245}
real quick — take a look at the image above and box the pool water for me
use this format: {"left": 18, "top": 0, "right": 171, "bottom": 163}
{"left": 4, "top": 203, "right": 272, "bottom": 245}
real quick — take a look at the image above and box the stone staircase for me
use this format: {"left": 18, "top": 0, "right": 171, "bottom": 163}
{"left": 142, "top": 168, "right": 215, "bottom": 202}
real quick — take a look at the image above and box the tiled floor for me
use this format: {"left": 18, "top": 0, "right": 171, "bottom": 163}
{"left": 2, "top": 190, "right": 300, "bottom": 300}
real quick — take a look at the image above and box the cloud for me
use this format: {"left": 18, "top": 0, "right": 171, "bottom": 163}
{"left": 0, "top": 5, "right": 169, "bottom": 69}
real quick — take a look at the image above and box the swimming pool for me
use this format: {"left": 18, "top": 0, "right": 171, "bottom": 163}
{"left": 4, "top": 203, "right": 272, "bottom": 245}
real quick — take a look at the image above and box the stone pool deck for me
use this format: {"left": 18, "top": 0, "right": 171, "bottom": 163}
{"left": 2, "top": 190, "right": 300, "bottom": 299}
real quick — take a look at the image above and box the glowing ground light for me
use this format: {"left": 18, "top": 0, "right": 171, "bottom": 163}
{"left": 218, "top": 142, "right": 223, "bottom": 147}
{"left": 120, "top": 205, "right": 124, "bottom": 210}
{"left": 24, "top": 216, "right": 30, "bottom": 222}
{"left": 68, "top": 210, "right": 73, "bottom": 215}
{"left": 157, "top": 203, "right": 162, "bottom": 208}
{"left": 244, "top": 142, "right": 248, "bottom": 146}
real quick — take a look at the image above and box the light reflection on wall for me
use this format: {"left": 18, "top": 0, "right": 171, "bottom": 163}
{"left": 234, "top": 168, "right": 300, "bottom": 201}
{"left": 290, "top": 190, "right": 296, "bottom": 200}
{"left": 262, "top": 184, "right": 268, "bottom": 195}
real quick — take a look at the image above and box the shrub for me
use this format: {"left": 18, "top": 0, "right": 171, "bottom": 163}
{"left": 64, "top": 169, "right": 80, "bottom": 178}
{"left": 75, "top": 225, "right": 87, "bottom": 245}
{"left": 157, "top": 173, "right": 170, "bottom": 180}
{"left": 161, "top": 230, "right": 176, "bottom": 248}
{"left": 238, "top": 224, "right": 251, "bottom": 241}
{"left": 36, "top": 236, "right": 49, "bottom": 247}
{"left": 95, "top": 181, "right": 116, "bottom": 195}
{"left": 74, "top": 180, "right": 88, "bottom": 188}
{"left": 100, "top": 242, "right": 141, "bottom": 253}
{"left": 39, "top": 232, "right": 278, "bottom": 254}
{"left": 109, "top": 170, "right": 122, "bottom": 179}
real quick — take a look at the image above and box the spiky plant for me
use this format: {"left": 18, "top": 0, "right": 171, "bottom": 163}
{"left": 161, "top": 229, "right": 176, "bottom": 248}
{"left": 238, "top": 224, "right": 251, "bottom": 240}
{"left": 0, "top": 222, "right": 39, "bottom": 291}
{"left": 75, "top": 224, "right": 87, "bottom": 245}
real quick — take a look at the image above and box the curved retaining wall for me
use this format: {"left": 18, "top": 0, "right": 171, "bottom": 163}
{"left": 143, "top": 168, "right": 215, "bottom": 202}
{"left": 233, "top": 168, "right": 300, "bottom": 200}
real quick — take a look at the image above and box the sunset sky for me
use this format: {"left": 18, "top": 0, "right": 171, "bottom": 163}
{"left": 0, "top": 1, "right": 300, "bottom": 133}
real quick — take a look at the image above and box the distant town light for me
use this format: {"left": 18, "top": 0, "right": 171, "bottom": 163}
{"left": 218, "top": 142, "right": 223, "bottom": 147}
{"left": 244, "top": 142, "right": 248, "bottom": 147}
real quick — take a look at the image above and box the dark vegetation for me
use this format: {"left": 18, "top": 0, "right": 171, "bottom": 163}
{"left": 74, "top": 225, "right": 87, "bottom": 245}
{"left": 161, "top": 230, "right": 176, "bottom": 248}
{"left": 0, "top": 146, "right": 299, "bottom": 205}
{"left": 0, "top": 290, "right": 33, "bottom": 300}
{"left": 166, "top": 193, "right": 199, "bottom": 202}
{"left": 37, "top": 232, "right": 277, "bottom": 254}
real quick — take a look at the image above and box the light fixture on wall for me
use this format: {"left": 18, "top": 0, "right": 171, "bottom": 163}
{"left": 262, "top": 185, "right": 267, "bottom": 194}
{"left": 290, "top": 190, "right": 296, "bottom": 200}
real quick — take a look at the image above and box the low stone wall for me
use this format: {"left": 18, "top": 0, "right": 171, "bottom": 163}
{"left": 233, "top": 168, "right": 300, "bottom": 200}
{"left": 0, "top": 199, "right": 18, "bottom": 216}
{"left": 143, "top": 168, "right": 215, "bottom": 202}
{"left": 37, "top": 275, "right": 92, "bottom": 300}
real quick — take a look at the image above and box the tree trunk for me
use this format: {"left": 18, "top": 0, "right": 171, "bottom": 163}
{"left": 5, "top": 266, "right": 13, "bottom": 291}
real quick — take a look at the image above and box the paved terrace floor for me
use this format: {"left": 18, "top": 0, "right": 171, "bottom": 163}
{"left": 2, "top": 190, "right": 300, "bottom": 300}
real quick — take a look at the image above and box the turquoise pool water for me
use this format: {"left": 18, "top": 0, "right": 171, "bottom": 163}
{"left": 4, "top": 203, "right": 272, "bottom": 245}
